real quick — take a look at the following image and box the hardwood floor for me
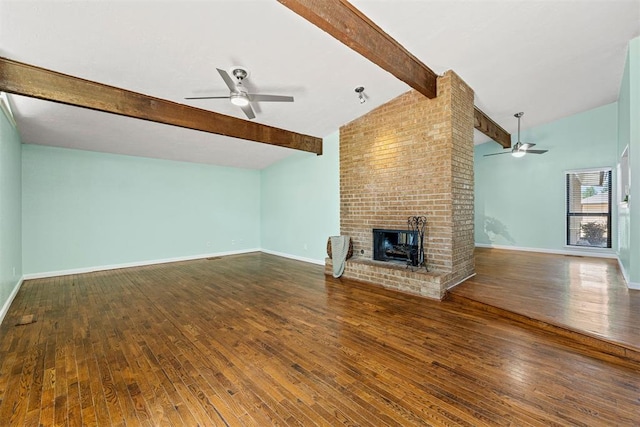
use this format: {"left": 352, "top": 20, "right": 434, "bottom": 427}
{"left": 449, "top": 248, "right": 640, "bottom": 360}
{"left": 1, "top": 252, "right": 639, "bottom": 426}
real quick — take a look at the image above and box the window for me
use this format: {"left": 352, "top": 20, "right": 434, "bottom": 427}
{"left": 566, "top": 169, "right": 612, "bottom": 248}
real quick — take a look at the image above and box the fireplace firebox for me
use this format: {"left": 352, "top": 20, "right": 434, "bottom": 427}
{"left": 372, "top": 229, "right": 418, "bottom": 263}
{"left": 372, "top": 217, "right": 427, "bottom": 270}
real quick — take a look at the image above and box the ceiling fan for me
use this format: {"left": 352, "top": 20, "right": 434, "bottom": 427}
{"left": 185, "top": 67, "right": 294, "bottom": 119}
{"left": 484, "top": 112, "right": 548, "bottom": 157}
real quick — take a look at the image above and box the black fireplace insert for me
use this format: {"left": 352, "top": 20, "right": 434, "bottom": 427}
{"left": 372, "top": 229, "right": 418, "bottom": 263}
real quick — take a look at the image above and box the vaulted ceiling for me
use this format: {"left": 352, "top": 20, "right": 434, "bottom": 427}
{"left": 1, "top": 0, "right": 639, "bottom": 169}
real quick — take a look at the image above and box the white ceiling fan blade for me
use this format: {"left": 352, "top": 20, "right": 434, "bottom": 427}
{"left": 520, "top": 143, "right": 536, "bottom": 150}
{"left": 483, "top": 151, "right": 512, "bottom": 157}
{"left": 240, "top": 104, "right": 255, "bottom": 119}
{"left": 249, "top": 94, "right": 294, "bottom": 103}
{"left": 216, "top": 68, "right": 237, "bottom": 92}
{"left": 184, "top": 96, "right": 230, "bottom": 100}
{"left": 525, "top": 149, "right": 548, "bottom": 154}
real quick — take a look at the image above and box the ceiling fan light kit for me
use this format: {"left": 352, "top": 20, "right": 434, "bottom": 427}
{"left": 185, "top": 66, "right": 294, "bottom": 119}
{"left": 484, "top": 111, "right": 548, "bottom": 158}
{"left": 230, "top": 93, "right": 250, "bottom": 107}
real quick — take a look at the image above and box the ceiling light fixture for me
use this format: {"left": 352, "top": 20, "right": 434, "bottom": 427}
{"left": 511, "top": 150, "right": 526, "bottom": 158}
{"left": 230, "top": 93, "right": 250, "bottom": 107}
{"left": 355, "top": 86, "right": 365, "bottom": 104}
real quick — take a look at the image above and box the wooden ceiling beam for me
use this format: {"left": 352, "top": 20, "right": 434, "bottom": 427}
{"left": 0, "top": 57, "right": 323, "bottom": 155}
{"left": 277, "top": 0, "right": 437, "bottom": 99}
{"left": 277, "top": 0, "right": 510, "bottom": 148}
{"left": 474, "top": 106, "right": 511, "bottom": 149}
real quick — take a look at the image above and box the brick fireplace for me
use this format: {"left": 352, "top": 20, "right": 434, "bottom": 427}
{"left": 325, "top": 71, "right": 475, "bottom": 300}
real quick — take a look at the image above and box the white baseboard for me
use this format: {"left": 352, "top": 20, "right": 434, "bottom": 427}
{"left": 616, "top": 258, "right": 640, "bottom": 290}
{"left": 617, "top": 257, "right": 630, "bottom": 284}
{"left": 260, "top": 249, "right": 325, "bottom": 266}
{"left": 22, "top": 248, "right": 261, "bottom": 280}
{"left": 0, "top": 276, "right": 23, "bottom": 325}
{"left": 474, "top": 243, "right": 618, "bottom": 259}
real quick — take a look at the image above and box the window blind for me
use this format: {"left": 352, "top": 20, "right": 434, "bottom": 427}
{"left": 565, "top": 169, "right": 612, "bottom": 248}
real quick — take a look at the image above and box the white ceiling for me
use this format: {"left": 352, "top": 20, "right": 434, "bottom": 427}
{"left": 2, "top": 0, "right": 639, "bottom": 169}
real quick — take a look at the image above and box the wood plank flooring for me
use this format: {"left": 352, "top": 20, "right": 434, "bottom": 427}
{"left": 450, "top": 248, "right": 640, "bottom": 359}
{"left": 1, "top": 252, "right": 639, "bottom": 426}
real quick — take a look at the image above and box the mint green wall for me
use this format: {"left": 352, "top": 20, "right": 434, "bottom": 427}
{"left": 475, "top": 103, "right": 618, "bottom": 253}
{"left": 260, "top": 131, "right": 339, "bottom": 263}
{"left": 0, "top": 108, "right": 22, "bottom": 311}
{"left": 22, "top": 145, "right": 260, "bottom": 274}
{"left": 617, "top": 36, "right": 640, "bottom": 285}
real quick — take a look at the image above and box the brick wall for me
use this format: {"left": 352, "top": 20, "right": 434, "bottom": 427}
{"left": 326, "top": 71, "right": 475, "bottom": 299}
